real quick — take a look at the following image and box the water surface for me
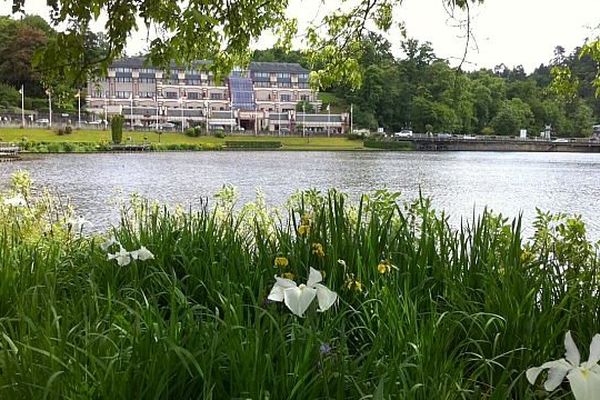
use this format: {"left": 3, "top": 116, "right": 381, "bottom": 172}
{"left": 1, "top": 151, "right": 598, "bottom": 238}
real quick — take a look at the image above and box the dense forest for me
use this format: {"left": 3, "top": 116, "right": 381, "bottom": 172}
{"left": 255, "top": 35, "right": 600, "bottom": 137}
{"left": 0, "top": 15, "right": 598, "bottom": 137}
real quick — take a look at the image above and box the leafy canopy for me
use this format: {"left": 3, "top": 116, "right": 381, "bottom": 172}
{"left": 10, "top": 0, "right": 482, "bottom": 88}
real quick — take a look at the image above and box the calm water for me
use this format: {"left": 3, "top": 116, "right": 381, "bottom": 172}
{"left": 1, "top": 151, "right": 599, "bottom": 238}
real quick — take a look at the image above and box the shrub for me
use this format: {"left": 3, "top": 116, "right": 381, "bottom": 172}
{"left": 364, "top": 139, "right": 414, "bottom": 151}
{"left": 213, "top": 130, "right": 226, "bottom": 138}
{"left": 185, "top": 127, "right": 198, "bottom": 137}
{"left": 64, "top": 125, "right": 73, "bottom": 135}
{"left": 225, "top": 141, "right": 282, "bottom": 149}
{"left": 62, "top": 142, "right": 76, "bottom": 152}
{"left": 56, "top": 128, "right": 65, "bottom": 136}
{"left": 111, "top": 115, "right": 124, "bottom": 144}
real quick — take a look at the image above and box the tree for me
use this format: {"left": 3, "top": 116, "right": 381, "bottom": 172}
{"left": 111, "top": 115, "right": 124, "bottom": 144}
{"left": 491, "top": 99, "right": 533, "bottom": 135}
{"left": 295, "top": 101, "right": 315, "bottom": 113}
{"left": 0, "top": 19, "right": 48, "bottom": 96}
{"left": 9, "top": 0, "right": 480, "bottom": 89}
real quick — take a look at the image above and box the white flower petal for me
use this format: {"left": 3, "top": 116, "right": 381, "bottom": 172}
{"left": 3, "top": 195, "right": 26, "bottom": 207}
{"left": 131, "top": 246, "right": 154, "bottom": 261}
{"left": 587, "top": 334, "right": 600, "bottom": 366}
{"left": 567, "top": 368, "right": 600, "bottom": 400}
{"left": 526, "top": 367, "right": 544, "bottom": 385}
{"left": 565, "top": 331, "right": 581, "bottom": 367}
{"left": 315, "top": 284, "right": 337, "bottom": 312}
{"left": 307, "top": 267, "right": 323, "bottom": 287}
{"left": 283, "top": 285, "right": 316, "bottom": 317}
{"left": 267, "top": 277, "right": 297, "bottom": 302}
{"left": 108, "top": 248, "right": 131, "bottom": 266}
{"left": 544, "top": 362, "right": 572, "bottom": 391}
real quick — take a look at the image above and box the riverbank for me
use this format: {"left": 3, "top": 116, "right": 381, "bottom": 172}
{"left": 0, "top": 177, "right": 596, "bottom": 399}
{"left": 0, "top": 128, "right": 368, "bottom": 152}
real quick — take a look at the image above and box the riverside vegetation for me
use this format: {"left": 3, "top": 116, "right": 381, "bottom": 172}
{"left": 0, "top": 173, "right": 599, "bottom": 398}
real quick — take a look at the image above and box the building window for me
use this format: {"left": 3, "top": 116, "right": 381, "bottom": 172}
{"left": 115, "top": 67, "right": 132, "bottom": 73}
{"left": 210, "top": 93, "right": 222, "bottom": 100}
{"left": 138, "top": 92, "right": 155, "bottom": 98}
{"left": 280, "top": 94, "right": 291, "bottom": 102}
{"left": 299, "top": 83, "right": 310, "bottom": 89}
{"left": 253, "top": 72, "right": 269, "bottom": 79}
{"left": 300, "top": 95, "right": 310, "bottom": 101}
{"left": 116, "top": 91, "right": 131, "bottom": 99}
{"left": 140, "top": 68, "right": 154, "bottom": 74}
{"left": 116, "top": 77, "right": 132, "bottom": 83}
{"left": 165, "top": 92, "right": 178, "bottom": 99}
{"left": 279, "top": 82, "right": 291, "bottom": 88}
{"left": 299, "top": 73, "right": 309, "bottom": 80}
{"left": 277, "top": 72, "right": 291, "bottom": 79}
{"left": 94, "top": 90, "right": 102, "bottom": 98}
{"left": 188, "top": 92, "right": 200, "bottom": 100}
{"left": 187, "top": 79, "right": 201, "bottom": 85}
{"left": 139, "top": 77, "right": 155, "bottom": 84}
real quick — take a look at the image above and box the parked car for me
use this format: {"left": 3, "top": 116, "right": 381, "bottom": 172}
{"left": 552, "top": 138, "right": 569, "bottom": 143}
{"left": 436, "top": 133, "right": 452, "bottom": 139}
{"left": 36, "top": 118, "right": 49, "bottom": 124}
{"left": 394, "top": 129, "right": 413, "bottom": 138}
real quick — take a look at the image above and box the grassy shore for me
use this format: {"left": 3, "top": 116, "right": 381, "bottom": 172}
{"left": 0, "top": 174, "right": 598, "bottom": 398}
{"left": 0, "top": 128, "right": 367, "bottom": 151}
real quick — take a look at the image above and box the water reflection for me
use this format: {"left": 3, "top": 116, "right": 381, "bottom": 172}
{"left": 1, "top": 151, "right": 599, "bottom": 238}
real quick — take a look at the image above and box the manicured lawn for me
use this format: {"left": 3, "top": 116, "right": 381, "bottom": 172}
{"left": 0, "top": 128, "right": 366, "bottom": 150}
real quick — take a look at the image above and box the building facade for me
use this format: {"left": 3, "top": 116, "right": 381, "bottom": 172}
{"left": 86, "top": 57, "right": 348, "bottom": 134}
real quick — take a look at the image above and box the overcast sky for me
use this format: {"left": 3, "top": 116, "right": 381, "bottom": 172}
{"left": 2, "top": 0, "right": 599, "bottom": 72}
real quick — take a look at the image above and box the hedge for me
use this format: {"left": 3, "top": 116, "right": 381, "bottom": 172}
{"left": 225, "top": 140, "right": 282, "bottom": 149}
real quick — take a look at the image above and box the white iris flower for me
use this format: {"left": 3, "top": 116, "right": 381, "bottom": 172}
{"left": 268, "top": 267, "right": 337, "bottom": 317}
{"left": 527, "top": 331, "right": 600, "bottom": 399}
{"left": 107, "top": 246, "right": 132, "bottom": 267}
{"left": 3, "top": 195, "right": 26, "bottom": 207}
{"left": 67, "top": 216, "right": 92, "bottom": 233}
{"left": 130, "top": 246, "right": 155, "bottom": 261}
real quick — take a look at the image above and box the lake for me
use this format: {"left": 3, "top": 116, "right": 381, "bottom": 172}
{"left": 1, "top": 151, "right": 599, "bottom": 238}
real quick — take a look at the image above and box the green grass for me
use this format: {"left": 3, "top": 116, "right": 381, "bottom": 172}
{"left": 0, "top": 177, "right": 598, "bottom": 399}
{"left": 0, "top": 128, "right": 366, "bottom": 151}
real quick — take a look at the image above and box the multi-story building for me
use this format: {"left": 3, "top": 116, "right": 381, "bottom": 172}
{"left": 86, "top": 57, "right": 349, "bottom": 134}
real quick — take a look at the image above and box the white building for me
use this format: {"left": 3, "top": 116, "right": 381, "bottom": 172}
{"left": 86, "top": 57, "right": 349, "bottom": 134}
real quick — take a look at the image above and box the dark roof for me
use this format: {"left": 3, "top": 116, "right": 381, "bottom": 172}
{"left": 111, "top": 57, "right": 211, "bottom": 70}
{"left": 249, "top": 62, "right": 308, "bottom": 74}
{"left": 110, "top": 58, "right": 308, "bottom": 74}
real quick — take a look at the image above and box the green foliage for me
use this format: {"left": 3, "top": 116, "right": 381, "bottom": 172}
{"left": 225, "top": 140, "right": 281, "bottom": 149}
{"left": 184, "top": 127, "right": 198, "bottom": 137}
{"left": 364, "top": 139, "right": 414, "bottom": 150}
{"left": 491, "top": 98, "right": 534, "bottom": 135}
{"left": 0, "top": 82, "right": 19, "bottom": 108}
{"left": 111, "top": 114, "right": 124, "bottom": 144}
{"left": 1, "top": 182, "right": 600, "bottom": 398}
{"left": 296, "top": 100, "right": 315, "bottom": 113}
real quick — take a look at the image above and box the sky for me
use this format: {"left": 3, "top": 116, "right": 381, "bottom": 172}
{"left": 2, "top": 0, "right": 599, "bottom": 72}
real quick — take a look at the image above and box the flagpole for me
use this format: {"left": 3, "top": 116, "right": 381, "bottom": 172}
{"left": 47, "top": 89, "right": 52, "bottom": 128}
{"left": 350, "top": 103, "right": 353, "bottom": 135}
{"left": 20, "top": 85, "right": 25, "bottom": 128}
{"left": 77, "top": 90, "right": 81, "bottom": 129}
{"left": 327, "top": 104, "right": 330, "bottom": 137}
{"left": 130, "top": 93, "right": 134, "bottom": 130}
